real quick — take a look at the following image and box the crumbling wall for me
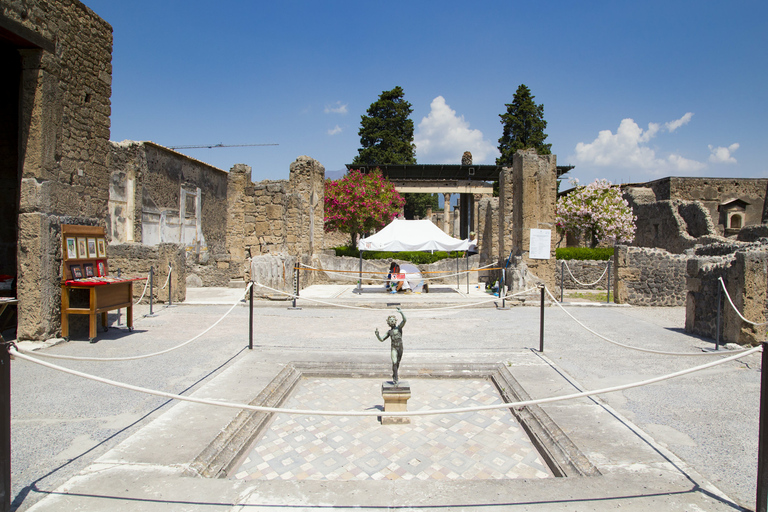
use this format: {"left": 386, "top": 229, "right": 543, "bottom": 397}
{"left": 228, "top": 156, "right": 325, "bottom": 282}
{"left": 107, "top": 243, "right": 187, "bottom": 304}
{"left": 613, "top": 246, "right": 690, "bottom": 306}
{"left": 685, "top": 241, "right": 768, "bottom": 345}
{"left": 2, "top": 1, "right": 114, "bottom": 340}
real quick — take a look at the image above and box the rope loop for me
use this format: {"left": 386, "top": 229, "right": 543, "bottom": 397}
{"left": 719, "top": 277, "right": 768, "bottom": 326}
{"left": 562, "top": 261, "right": 608, "bottom": 288}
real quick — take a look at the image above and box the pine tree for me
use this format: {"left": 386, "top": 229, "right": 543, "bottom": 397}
{"left": 497, "top": 84, "right": 551, "bottom": 166}
{"left": 352, "top": 86, "right": 416, "bottom": 166}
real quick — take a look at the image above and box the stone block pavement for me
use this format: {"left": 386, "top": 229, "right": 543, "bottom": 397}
{"left": 9, "top": 283, "right": 763, "bottom": 511}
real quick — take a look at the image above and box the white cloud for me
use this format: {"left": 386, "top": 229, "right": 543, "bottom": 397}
{"left": 414, "top": 96, "right": 497, "bottom": 164}
{"left": 327, "top": 125, "right": 342, "bottom": 136}
{"left": 574, "top": 116, "right": 705, "bottom": 174}
{"left": 324, "top": 101, "right": 348, "bottom": 114}
{"left": 665, "top": 112, "right": 694, "bottom": 132}
{"left": 708, "top": 143, "right": 739, "bottom": 164}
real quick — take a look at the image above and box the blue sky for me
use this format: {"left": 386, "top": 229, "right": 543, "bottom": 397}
{"left": 85, "top": 1, "right": 767, "bottom": 186}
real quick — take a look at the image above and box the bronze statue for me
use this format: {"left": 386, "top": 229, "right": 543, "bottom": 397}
{"left": 375, "top": 307, "right": 406, "bottom": 385}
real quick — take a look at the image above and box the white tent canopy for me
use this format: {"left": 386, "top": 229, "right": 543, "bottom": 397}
{"left": 358, "top": 218, "right": 470, "bottom": 252}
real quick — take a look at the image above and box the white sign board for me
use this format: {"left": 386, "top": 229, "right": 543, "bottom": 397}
{"left": 529, "top": 229, "right": 551, "bottom": 260}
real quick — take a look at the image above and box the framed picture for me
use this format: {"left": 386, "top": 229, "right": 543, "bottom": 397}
{"left": 66, "top": 237, "right": 78, "bottom": 260}
{"left": 97, "top": 261, "right": 106, "bottom": 277}
{"left": 84, "top": 263, "right": 94, "bottom": 277}
{"left": 77, "top": 238, "right": 88, "bottom": 259}
{"left": 70, "top": 264, "right": 83, "bottom": 279}
{"left": 87, "top": 238, "right": 98, "bottom": 258}
{"left": 96, "top": 238, "right": 106, "bottom": 258}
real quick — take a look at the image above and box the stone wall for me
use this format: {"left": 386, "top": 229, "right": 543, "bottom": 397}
{"left": 107, "top": 141, "right": 231, "bottom": 286}
{"left": 613, "top": 246, "right": 690, "bottom": 306}
{"left": 1, "top": 1, "right": 114, "bottom": 340}
{"left": 107, "top": 243, "right": 187, "bottom": 304}
{"left": 227, "top": 156, "right": 325, "bottom": 282}
{"left": 685, "top": 241, "right": 768, "bottom": 345}
{"left": 555, "top": 260, "right": 611, "bottom": 290}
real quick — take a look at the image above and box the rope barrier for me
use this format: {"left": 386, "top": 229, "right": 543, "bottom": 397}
{"left": 133, "top": 271, "right": 151, "bottom": 305}
{"left": 160, "top": 265, "right": 172, "bottom": 290}
{"left": 562, "top": 261, "right": 608, "bottom": 288}
{"left": 253, "top": 281, "right": 537, "bottom": 311}
{"left": 543, "top": 286, "right": 752, "bottom": 357}
{"left": 719, "top": 277, "right": 768, "bottom": 326}
{"left": 15, "top": 283, "right": 253, "bottom": 362}
{"left": 9, "top": 344, "right": 760, "bottom": 418}
{"left": 297, "top": 262, "right": 499, "bottom": 284}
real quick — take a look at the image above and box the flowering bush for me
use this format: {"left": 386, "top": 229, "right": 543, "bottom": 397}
{"left": 324, "top": 169, "right": 405, "bottom": 247}
{"left": 556, "top": 179, "right": 636, "bottom": 247}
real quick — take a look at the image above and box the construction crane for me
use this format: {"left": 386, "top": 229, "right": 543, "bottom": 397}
{"left": 167, "top": 143, "right": 278, "bottom": 150}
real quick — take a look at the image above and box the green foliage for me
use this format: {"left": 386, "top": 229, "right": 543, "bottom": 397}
{"left": 497, "top": 84, "right": 551, "bottom": 166}
{"left": 332, "top": 246, "right": 462, "bottom": 264}
{"left": 403, "top": 193, "right": 439, "bottom": 219}
{"left": 555, "top": 247, "right": 614, "bottom": 261}
{"left": 352, "top": 86, "right": 417, "bottom": 167}
{"left": 324, "top": 169, "right": 404, "bottom": 247}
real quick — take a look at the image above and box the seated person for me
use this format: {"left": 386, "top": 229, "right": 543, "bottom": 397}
{"left": 386, "top": 263, "right": 406, "bottom": 293}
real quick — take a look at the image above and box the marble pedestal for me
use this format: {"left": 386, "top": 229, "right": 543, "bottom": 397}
{"left": 381, "top": 381, "right": 411, "bottom": 425}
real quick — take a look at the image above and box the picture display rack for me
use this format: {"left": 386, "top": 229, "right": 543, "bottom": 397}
{"left": 62, "top": 224, "right": 110, "bottom": 282}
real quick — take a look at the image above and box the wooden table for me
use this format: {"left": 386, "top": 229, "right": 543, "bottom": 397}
{"left": 61, "top": 279, "right": 143, "bottom": 343}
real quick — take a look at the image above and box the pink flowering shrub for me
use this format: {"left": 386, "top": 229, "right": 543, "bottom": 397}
{"left": 324, "top": 168, "right": 405, "bottom": 247}
{"left": 556, "top": 179, "right": 636, "bottom": 247}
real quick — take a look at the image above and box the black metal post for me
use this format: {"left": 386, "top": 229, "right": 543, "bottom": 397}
{"left": 149, "top": 266, "right": 154, "bottom": 316}
{"left": 606, "top": 261, "right": 612, "bottom": 303}
{"left": 355, "top": 253, "right": 362, "bottom": 294}
{"left": 539, "top": 286, "right": 545, "bottom": 352}
{"left": 292, "top": 267, "right": 298, "bottom": 309}
{"left": 0, "top": 342, "right": 10, "bottom": 512}
{"left": 501, "top": 269, "right": 506, "bottom": 309}
{"left": 456, "top": 255, "right": 460, "bottom": 290}
{"left": 757, "top": 342, "right": 768, "bottom": 512}
{"left": 560, "top": 261, "right": 564, "bottom": 302}
{"left": 249, "top": 283, "right": 254, "bottom": 350}
{"left": 466, "top": 254, "right": 470, "bottom": 294}
{"left": 716, "top": 283, "right": 722, "bottom": 351}
{"left": 168, "top": 267, "right": 172, "bottom": 307}
{"left": 116, "top": 268, "right": 122, "bottom": 325}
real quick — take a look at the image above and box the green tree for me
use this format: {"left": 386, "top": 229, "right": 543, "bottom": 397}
{"left": 352, "top": 86, "right": 416, "bottom": 167}
{"left": 403, "top": 193, "right": 439, "bottom": 219}
{"left": 324, "top": 169, "right": 405, "bottom": 247}
{"left": 496, "top": 84, "right": 551, "bottom": 167}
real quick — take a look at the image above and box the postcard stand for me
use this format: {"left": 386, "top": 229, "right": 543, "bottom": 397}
{"left": 61, "top": 224, "right": 144, "bottom": 343}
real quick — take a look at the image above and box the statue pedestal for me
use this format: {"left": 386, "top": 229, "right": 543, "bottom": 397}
{"left": 381, "top": 381, "right": 411, "bottom": 425}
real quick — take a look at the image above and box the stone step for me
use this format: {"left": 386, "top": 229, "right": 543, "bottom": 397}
{"left": 228, "top": 279, "right": 247, "bottom": 289}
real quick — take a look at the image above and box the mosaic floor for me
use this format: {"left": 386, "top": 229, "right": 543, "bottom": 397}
{"left": 233, "top": 378, "right": 553, "bottom": 481}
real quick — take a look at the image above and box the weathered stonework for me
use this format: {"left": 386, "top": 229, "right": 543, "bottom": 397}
{"left": 103, "top": 243, "right": 187, "bottom": 304}
{"left": 684, "top": 241, "right": 768, "bottom": 345}
{"left": 613, "top": 246, "right": 690, "bottom": 306}
{"left": 1, "top": 0, "right": 113, "bottom": 340}
{"left": 556, "top": 260, "right": 611, "bottom": 290}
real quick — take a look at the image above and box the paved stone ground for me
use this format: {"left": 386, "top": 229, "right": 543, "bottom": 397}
{"left": 234, "top": 378, "right": 552, "bottom": 482}
{"left": 7, "top": 285, "right": 762, "bottom": 511}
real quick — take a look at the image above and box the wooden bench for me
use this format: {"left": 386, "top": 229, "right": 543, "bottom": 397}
{"left": 60, "top": 224, "right": 144, "bottom": 343}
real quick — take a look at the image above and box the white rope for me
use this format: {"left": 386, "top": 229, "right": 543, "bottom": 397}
{"left": 719, "top": 277, "right": 768, "bottom": 326}
{"left": 562, "top": 261, "right": 608, "bottom": 288}
{"left": 160, "top": 265, "right": 172, "bottom": 290}
{"left": 16, "top": 283, "right": 253, "bottom": 362}
{"left": 253, "top": 281, "right": 537, "bottom": 312}
{"left": 298, "top": 261, "right": 498, "bottom": 284}
{"left": 133, "top": 272, "right": 151, "bottom": 305}
{"left": 9, "top": 344, "right": 760, "bottom": 418}
{"left": 543, "top": 286, "right": 752, "bottom": 357}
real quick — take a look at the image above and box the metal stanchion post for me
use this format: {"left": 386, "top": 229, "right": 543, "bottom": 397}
{"left": 716, "top": 283, "right": 722, "bottom": 351}
{"left": 289, "top": 266, "right": 302, "bottom": 310}
{"left": 757, "top": 342, "right": 768, "bottom": 512}
{"left": 456, "top": 256, "right": 460, "bottom": 290}
{"left": 117, "top": 268, "right": 122, "bottom": 325}
{"left": 539, "top": 286, "right": 545, "bottom": 352}
{"left": 606, "top": 261, "right": 612, "bottom": 303}
{"left": 354, "top": 253, "right": 362, "bottom": 294}
{"left": 168, "top": 267, "right": 173, "bottom": 307}
{"left": 148, "top": 266, "right": 154, "bottom": 316}
{"left": 560, "top": 261, "right": 564, "bottom": 302}
{"left": 466, "top": 255, "right": 469, "bottom": 295}
{"left": 249, "top": 283, "right": 253, "bottom": 350}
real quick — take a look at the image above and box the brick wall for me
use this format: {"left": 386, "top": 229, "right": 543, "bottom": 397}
{"left": 613, "top": 246, "right": 690, "bottom": 306}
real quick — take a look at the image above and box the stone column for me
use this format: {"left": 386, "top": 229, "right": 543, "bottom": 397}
{"left": 443, "top": 193, "right": 451, "bottom": 234}
{"left": 511, "top": 149, "right": 558, "bottom": 289}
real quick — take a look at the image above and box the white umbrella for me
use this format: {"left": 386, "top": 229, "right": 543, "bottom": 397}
{"left": 398, "top": 263, "right": 424, "bottom": 293}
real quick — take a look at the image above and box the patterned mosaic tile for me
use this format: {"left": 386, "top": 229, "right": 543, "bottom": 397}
{"left": 233, "top": 378, "right": 553, "bottom": 481}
